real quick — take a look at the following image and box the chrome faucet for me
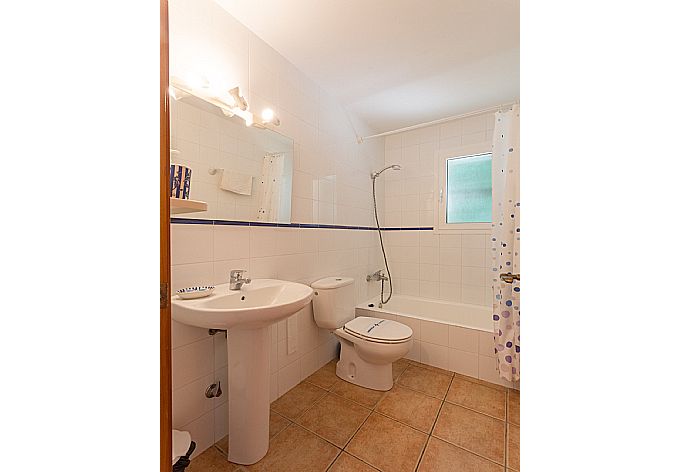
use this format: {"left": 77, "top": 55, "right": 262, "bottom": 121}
{"left": 229, "top": 270, "right": 251, "bottom": 290}
{"left": 366, "top": 269, "right": 389, "bottom": 282}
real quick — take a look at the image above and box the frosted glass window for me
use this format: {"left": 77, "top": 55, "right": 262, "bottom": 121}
{"left": 446, "top": 153, "right": 492, "bottom": 223}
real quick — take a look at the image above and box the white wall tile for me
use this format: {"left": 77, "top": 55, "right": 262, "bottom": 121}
{"left": 396, "top": 314, "right": 421, "bottom": 339}
{"left": 299, "top": 348, "right": 320, "bottom": 381}
{"left": 181, "top": 411, "right": 215, "bottom": 460}
{"left": 439, "top": 247, "right": 461, "bottom": 266}
{"left": 461, "top": 247, "right": 486, "bottom": 268}
{"left": 213, "top": 402, "right": 228, "bottom": 442}
{"left": 419, "top": 281, "right": 440, "bottom": 299}
{"left": 419, "top": 264, "right": 439, "bottom": 282}
{"left": 449, "top": 349, "right": 479, "bottom": 378}
{"left": 439, "top": 283, "right": 461, "bottom": 302}
{"left": 278, "top": 359, "right": 301, "bottom": 396}
{"left": 171, "top": 224, "right": 213, "bottom": 265}
{"left": 440, "top": 265, "right": 461, "bottom": 284}
{"left": 462, "top": 266, "right": 486, "bottom": 287}
{"left": 213, "top": 226, "right": 250, "bottom": 261}
{"left": 449, "top": 326, "right": 480, "bottom": 353}
{"left": 462, "top": 233, "right": 486, "bottom": 249}
{"left": 462, "top": 285, "right": 487, "bottom": 305}
{"left": 172, "top": 320, "right": 208, "bottom": 349}
{"left": 171, "top": 262, "right": 214, "bottom": 292}
{"left": 420, "top": 320, "right": 449, "bottom": 346}
{"left": 478, "top": 331, "right": 495, "bottom": 357}
{"left": 420, "top": 342, "right": 449, "bottom": 370}
{"left": 405, "top": 339, "right": 421, "bottom": 362}
{"left": 172, "top": 374, "right": 214, "bottom": 429}
{"left": 213, "top": 333, "right": 227, "bottom": 369}
{"left": 172, "top": 337, "right": 214, "bottom": 390}
{"left": 478, "top": 355, "right": 513, "bottom": 388}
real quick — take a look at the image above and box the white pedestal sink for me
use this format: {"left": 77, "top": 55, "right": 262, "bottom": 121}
{"left": 172, "top": 279, "right": 313, "bottom": 465}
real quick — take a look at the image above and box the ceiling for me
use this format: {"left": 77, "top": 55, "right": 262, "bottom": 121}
{"left": 215, "top": 0, "right": 519, "bottom": 134}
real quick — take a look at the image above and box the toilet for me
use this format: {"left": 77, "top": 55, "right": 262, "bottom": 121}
{"left": 311, "top": 276, "right": 413, "bottom": 391}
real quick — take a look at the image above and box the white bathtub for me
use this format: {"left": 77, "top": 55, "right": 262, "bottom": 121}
{"left": 355, "top": 295, "right": 515, "bottom": 388}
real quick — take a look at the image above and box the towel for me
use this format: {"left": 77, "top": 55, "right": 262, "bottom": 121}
{"left": 220, "top": 170, "right": 253, "bottom": 195}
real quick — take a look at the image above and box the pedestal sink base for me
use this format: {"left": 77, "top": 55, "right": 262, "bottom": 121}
{"left": 226, "top": 327, "right": 270, "bottom": 465}
{"left": 170, "top": 279, "right": 314, "bottom": 464}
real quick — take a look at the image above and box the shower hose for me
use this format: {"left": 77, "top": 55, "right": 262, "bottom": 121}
{"left": 372, "top": 176, "right": 393, "bottom": 305}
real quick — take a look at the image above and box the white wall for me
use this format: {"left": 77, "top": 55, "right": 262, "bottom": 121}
{"left": 382, "top": 112, "right": 496, "bottom": 306}
{"left": 169, "top": 0, "right": 385, "bottom": 458}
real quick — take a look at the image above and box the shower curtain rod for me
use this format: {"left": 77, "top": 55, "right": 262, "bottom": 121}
{"left": 357, "top": 102, "right": 518, "bottom": 142}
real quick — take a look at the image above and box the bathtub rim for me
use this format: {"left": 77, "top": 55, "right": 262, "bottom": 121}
{"left": 355, "top": 295, "right": 493, "bottom": 333}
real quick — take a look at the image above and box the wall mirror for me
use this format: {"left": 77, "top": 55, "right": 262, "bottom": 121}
{"left": 170, "top": 92, "right": 293, "bottom": 223}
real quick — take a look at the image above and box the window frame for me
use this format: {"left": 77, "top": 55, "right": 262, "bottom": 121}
{"left": 435, "top": 143, "right": 493, "bottom": 233}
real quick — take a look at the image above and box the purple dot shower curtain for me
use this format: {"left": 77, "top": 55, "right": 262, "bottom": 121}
{"left": 490, "top": 105, "right": 520, "bottom": 382}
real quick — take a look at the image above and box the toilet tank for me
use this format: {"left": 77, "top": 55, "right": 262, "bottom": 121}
{"left": 311, "top": 277, "right": 355, "bottom": 329}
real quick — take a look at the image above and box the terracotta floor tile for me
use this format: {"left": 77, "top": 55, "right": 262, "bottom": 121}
{"left": 327, "top": 452, "right": 379, "bottom": 472}
{"left": 508, "top": 389, "right": 520, "bottom": 425}
{"left": 306, "top": 361, "right": 340, "bottom": 389}
{"left": 329, "top": 379, "right": 385, "bottom": 409}
{"left": 269, "top": 411, "right": 292, "bottom": 438}
{"left": 432, "top": 402, "right": 505, "bottom": 464}
{"left": 417, "top": 437, "right": 503, "bottom": 472}
{"left": 188, "top": 446, "right": 237, "bottom": 471}
{"left": 398, "top": 365, "right": 452, "bottom": 399}
{"left": 346, "top": 413, "right": 427, "bottom": 472}
{"left": 375, "top": 384, "right": 442, "bottom": 433}
{"left": 392, "top": 359, "right": 410, "bottom": 381}
{"left": 508, "top": 423, "right": 520, "bottom": 470}
{"left": 295, "top": 392, "right": 371, "bottom": 447}
{"left": 445, "top": 376, "right": 506, "bottom": 420}
{"left": 271, "top": 381, "right": 328, "bottom": 420}
{"left": 245, "top": 424, "right": 339, "bottom": 472}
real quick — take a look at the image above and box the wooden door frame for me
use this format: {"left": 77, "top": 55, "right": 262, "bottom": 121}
{"left": 160, "top": 0, "right": 172, "bottom": 470}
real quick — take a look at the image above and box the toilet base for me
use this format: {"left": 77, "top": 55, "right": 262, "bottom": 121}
{"left": 336, "top": 340, "right": 394, "bottom": 391}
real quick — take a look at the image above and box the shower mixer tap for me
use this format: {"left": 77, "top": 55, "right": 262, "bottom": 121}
{"left": 367, "top": 269, "right": 388, "bottom": 282}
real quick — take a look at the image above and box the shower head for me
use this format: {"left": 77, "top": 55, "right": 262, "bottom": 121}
{"left": 371, "top": 164, "right": 402, "bottom": 180}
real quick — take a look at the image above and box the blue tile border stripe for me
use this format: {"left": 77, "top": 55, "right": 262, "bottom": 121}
{"left": 170, "top": 217, "right": 434, "bottom": 231}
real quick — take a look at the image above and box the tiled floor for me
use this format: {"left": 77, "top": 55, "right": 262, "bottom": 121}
{"left": 188, "top": 359, "right": 520, "bottom": 472}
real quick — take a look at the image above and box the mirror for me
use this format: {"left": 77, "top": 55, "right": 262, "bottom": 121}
{"left": 170, "top": 93, "right": 293, "bottom": 223}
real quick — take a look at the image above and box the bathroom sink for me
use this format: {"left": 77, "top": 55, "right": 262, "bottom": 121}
{"left": 170, "top": 278, "right": 313, "bottom": 465}
{"left": 172, "top": 279, "right": 313, "bottom": 330}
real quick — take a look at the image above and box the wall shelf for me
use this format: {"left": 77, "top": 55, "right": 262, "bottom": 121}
{"left": 170, "top": 197, "right": 208, "bottom": 214}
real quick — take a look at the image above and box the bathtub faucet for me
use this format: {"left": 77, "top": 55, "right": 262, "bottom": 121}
{"left": 367, "top": 269, "right": 388, "bottom": 282}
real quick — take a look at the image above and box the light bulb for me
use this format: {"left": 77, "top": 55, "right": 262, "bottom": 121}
{"left": 186, "top": 75, "right": 209, "bottom": 90}
{"left": 261, "top": 108, "right": 274, "bottom": 123}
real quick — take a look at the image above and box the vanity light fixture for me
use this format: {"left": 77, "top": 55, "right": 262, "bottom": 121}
{"left": 261, "top": 108, "right": 280, "bottom": 126}
{"left": 228, "top": 87, "right": 248, "bottom": 111}
{"left": 168, "top": 87, "right": 189, "bottom": 101}
{"left": 170, "top": 76, "right": 255, "bottom": 127}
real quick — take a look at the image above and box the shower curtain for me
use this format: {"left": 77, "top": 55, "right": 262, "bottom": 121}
{"left": 490, "top": 105, "right": 520, "bottom": 382}
{"left": 256, "top": 153, "right": 285, "bottom": 221}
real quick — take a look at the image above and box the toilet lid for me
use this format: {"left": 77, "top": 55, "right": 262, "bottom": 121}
{"left": 344, "top": 316, "right": 413, "bottom": 343}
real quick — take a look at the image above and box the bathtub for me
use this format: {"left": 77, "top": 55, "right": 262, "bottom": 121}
{"left": 355, "top": 295, "right": 515, "bottom": 388}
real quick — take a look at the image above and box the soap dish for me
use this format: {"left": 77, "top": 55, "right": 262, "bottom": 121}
{"left": 176, "top": 285, "right": 215, "bottom": 299}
